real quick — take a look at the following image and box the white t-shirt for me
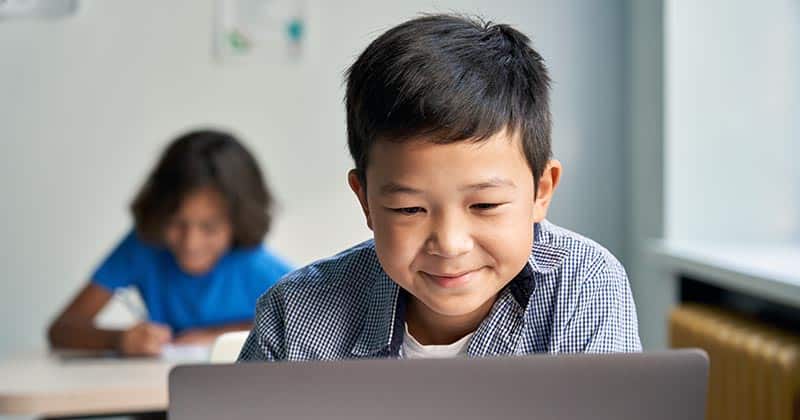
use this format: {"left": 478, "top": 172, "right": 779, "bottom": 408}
{"left": 402, "top": 323, "right": 475, "bottom": 359}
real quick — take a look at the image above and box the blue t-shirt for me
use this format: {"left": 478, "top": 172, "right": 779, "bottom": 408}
{"left": 92, "top": 230, "right": 292, "bottom": 334}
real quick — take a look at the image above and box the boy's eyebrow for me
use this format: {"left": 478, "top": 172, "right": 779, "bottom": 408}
{"left": 379, "top": 177, "right": 517, "bottom": 195}
{"left": 461, "top": 177, "right": 517, "bottom": 192}
{"left": 379, "top": 182, "right": 424, "bottom": 195}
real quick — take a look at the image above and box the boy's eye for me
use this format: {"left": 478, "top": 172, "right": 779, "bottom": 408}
{"left": 390, "top": 207, "right": 426, "bottom": 215}
{"left": 201, "top": 222, "right": 221, "bottom": 234}
{"left": 471, "top": 203, "right": 503, "bottom": 211}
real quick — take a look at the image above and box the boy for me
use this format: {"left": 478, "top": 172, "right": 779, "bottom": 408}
{"left": 239, "top": 14, "right": 641, "bottom": 361}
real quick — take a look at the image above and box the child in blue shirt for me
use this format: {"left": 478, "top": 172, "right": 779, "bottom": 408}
{"left": 239, "top": 14, "right": 640, "bottom": 361}
{"left": 49, "top": 130, "right": 292, "bottom": 357}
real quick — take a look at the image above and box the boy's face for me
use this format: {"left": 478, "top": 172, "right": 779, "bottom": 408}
{"left": 349, "top": 130, "right": 557, "bottom": 321}
{"left": 164, "top": 186, "right": 233, "bottom": 276}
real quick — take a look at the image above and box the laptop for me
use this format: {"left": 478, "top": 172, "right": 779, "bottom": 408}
{"left": 169, "top": 349, "right": 708, "bottom": 420}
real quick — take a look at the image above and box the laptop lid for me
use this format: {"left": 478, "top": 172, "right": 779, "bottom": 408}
{"left": 169, "top": 349, "right": 708, "bottom": 420}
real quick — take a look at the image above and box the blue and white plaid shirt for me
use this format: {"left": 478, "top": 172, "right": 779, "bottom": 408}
{"left": 239, "top": 220, "right": 641, "bottom": 361}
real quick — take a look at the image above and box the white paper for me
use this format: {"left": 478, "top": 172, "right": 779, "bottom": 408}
{"left": 160, "top": 344, "right": 211, "bottom": 363}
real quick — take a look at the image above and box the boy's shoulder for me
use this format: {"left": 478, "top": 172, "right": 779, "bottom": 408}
{"left": 227, "top": 245, "right": 293, "bottom": 277}
{"left": 263, "top": 240, "right": 389, "bottom": 311}
{"left": 534, "top": 219, "right": 626, "bottom": 279}
{"left": 252, "top": 240, "right": 396, "bottom": 359}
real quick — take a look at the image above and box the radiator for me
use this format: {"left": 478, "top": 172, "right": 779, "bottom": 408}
{"left": 670, "top": 304, "right": 800, "bottom": 420}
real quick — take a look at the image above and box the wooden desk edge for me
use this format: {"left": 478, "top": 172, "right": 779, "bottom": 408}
{"left": 0, "top": 388, "right": 167, "bottom": 416}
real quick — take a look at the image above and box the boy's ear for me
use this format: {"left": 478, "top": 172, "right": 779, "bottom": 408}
{"left": 533, "top": 159, "right": 562, "bottom": 223}
{"left": 348, "top": 169, "right": 373, "bottom": 231}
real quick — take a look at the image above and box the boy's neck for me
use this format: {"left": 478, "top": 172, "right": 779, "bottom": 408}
{"left": 405, "top": 295, "right": 497, "bottom": 346}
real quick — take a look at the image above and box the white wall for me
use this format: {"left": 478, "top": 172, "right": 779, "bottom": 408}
{"left": 665, "top": 0, "right": 800, "bottom": 243}
{"left": 0, "top": 0, "right": 627, "bottom": 357}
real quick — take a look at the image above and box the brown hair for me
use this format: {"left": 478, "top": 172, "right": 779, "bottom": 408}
{"left": 131, "top": 130, "right": 274, "bottom": 247}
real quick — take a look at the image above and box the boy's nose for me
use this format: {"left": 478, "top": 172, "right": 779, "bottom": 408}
{"left": 180, "top": 225, "right": 205, "bottom": 252}
{"left": 424, "top": 213, "right": 474, "bottom": 258}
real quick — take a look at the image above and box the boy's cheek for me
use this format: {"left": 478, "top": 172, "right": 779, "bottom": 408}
{"left": 373, "top": 225, "right": 425, "bottom": 272}
{"left": 374, "top": 226, "right": 421, "bottom": 258}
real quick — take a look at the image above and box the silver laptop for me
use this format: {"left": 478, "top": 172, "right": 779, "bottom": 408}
{"left": 169, "top": 349, "right": 708, "bottom": 420}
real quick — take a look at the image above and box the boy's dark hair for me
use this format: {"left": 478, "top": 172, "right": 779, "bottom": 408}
{"left": 131, "top": 130, "right": 273, "bottom": 248}
{"left": 346, "top": 14, "right": 551, "bottom": 189}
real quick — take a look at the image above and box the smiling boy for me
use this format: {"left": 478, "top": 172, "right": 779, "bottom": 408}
{"left": 239, "top": 14, "right": 640, "bottom": 361}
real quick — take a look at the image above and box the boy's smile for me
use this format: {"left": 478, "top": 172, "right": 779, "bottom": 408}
{"left": 421, "top": 268, "right": 484, "bottom": 289}
{"left": 349, "top": 129, "right": 560, "bottom": 344}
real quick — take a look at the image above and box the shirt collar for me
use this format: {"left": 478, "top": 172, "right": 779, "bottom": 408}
{"left": 529, "top": 220, "right": 571, "bottom": 275}
{"left": 350, "top": 266, "right": 403, "bottom": 358}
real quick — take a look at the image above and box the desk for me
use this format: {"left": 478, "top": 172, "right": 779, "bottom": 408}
{"left": 0, "top": 350, "right": 202, "bottom": 417}
{"left": 646, "top": 240, "right": 800, "bottom": 348}
{"left": 651, "top": 241, "right": 800, "bottom": 307}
